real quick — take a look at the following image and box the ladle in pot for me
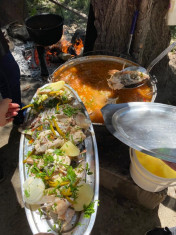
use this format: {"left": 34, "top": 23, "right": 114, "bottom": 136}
{"left": 123, "top": 41, "right": 176, "bottom": 89}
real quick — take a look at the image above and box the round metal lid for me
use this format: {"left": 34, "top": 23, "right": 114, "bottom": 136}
{"left": 101, "top": 102, "right": 176, "bottom": 163}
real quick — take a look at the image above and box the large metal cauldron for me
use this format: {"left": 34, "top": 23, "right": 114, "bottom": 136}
{"left": 51, "top": 55, "right": 157, "bottom": 124}
{"left": 25, "top": 13, "right": 64, "bottom": 46}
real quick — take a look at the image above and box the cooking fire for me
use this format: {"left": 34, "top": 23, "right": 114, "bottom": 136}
{"left": 34, "top": 35, "right": 84, "bottom": 66}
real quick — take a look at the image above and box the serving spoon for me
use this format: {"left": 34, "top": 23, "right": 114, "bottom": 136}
{"left": 123, "top": 41, "right": 176, "bottom": 89}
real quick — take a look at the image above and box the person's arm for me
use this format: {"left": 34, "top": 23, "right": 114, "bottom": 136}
{"left": 0, "top": 98, "right": 20, "bottom": 126}
{"left": 0, "top": 27, "right": 9, "bottom": 58}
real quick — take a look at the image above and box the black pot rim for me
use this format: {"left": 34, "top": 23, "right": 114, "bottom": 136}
{"left": 25, "top": 13, "right": 64, "bottom": 31}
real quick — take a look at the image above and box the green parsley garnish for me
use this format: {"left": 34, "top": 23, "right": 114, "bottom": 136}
{"left": 61, "top": 94, "right": 68, "bottom": 102}
{"left": 86, "top": 163, "right": 93, "bottom": 175}
{"left": 61, "top": 166, "right": 78, "bottom": 200}
{"left": 46, "top": 166, "right": 55, "bottom": 177}
{"left": 65, "top": 132, "right": 70, "bottom": 140}
{"left": 83, "top": 200, "right": 99, "bottom": 218}
{"left": 31, "top": 154, "right": 42, "bottom": 159}
{"left": 44, "top": 154, "right": 54, "bottom": 166}
{"left": 38, "top": 208, "right": 43, "bottom": 218}
{"left": 76, "top": 222, "right": 85, "bottom": 226}
{"left": 63, "top": 166, "right": 77, "bottom": 184}
{"left": 26, "top": 150, "right": 32, "bottom": 157}
{"left": 63, "top": 105, "right": 79, "bottom": 117}
{"left": 30, "top": 163, "right": 40, "bottom": 174}
{"left": 54, "top": 149, "right": 64, "bottom": 156}
{"left": 24, "top": 189, "right": 30, "bottom": 198}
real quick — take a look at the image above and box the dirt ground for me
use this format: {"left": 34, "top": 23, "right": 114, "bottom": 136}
{"left": 0, "top": 52, "right": 176, "bottom": 235}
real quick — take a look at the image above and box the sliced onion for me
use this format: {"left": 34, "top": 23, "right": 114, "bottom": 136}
{"left": 73, "top": 183, "right": 93, "bottom": 211}
{"left": 23, "top": 177, "right": 45, "bottom": 205}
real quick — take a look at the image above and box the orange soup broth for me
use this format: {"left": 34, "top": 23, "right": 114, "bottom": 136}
{"left": 53, "top": 61, "right": 153, "bottom": 123}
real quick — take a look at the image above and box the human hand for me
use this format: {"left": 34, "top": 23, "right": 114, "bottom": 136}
{"left": 0, "top": 98, "right": 20, "bottom": 126}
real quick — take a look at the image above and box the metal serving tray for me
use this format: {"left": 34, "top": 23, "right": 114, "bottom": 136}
{"left": 19, "top": 84, "right": 99, "bottom": 235}
{"left": 101, "top": 102, "right": 176, "bottom": 163}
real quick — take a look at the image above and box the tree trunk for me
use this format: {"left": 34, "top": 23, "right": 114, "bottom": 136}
{"left": 132, "top": 0, "right": 170, "bottom": 66}
{"left": 0, "top": 0, "right": 27, "bottom": 26}
{"left": 84, "top": 0, "right": 170, "bottom": 67}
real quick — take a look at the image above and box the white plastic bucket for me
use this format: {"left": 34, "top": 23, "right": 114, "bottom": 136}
{"left": 129, "top": 148, "right": 176, "bottom": 192}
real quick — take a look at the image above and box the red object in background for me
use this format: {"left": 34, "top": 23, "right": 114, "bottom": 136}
{"left": 163, "top": 161, "right": 176, "bottom": 171}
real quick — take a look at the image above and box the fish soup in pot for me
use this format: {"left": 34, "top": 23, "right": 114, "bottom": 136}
{"left": 52, "top": 55, "right": 156, "bottom": 124}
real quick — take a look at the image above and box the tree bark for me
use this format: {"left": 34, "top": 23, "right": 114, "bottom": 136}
{"left": 132, "top": 0, "right": 170, "bottom": 66}
{"left": 84, "top": 0, "right": 170, "bottom": 67}
{"left": 0, "top": 0, "right": 27, "bottom": 26}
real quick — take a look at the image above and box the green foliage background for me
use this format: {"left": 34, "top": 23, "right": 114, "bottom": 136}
{"left": 26, "top": 1, "right": 176, "bottom": 42}
{"left": 26, "top": 0, "right": 90, "bottom": 25}
{"left": 170, "top": 26, "right": 176, "bottom": 40}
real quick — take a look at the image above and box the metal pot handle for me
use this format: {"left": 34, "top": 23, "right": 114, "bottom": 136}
{"left": 146, "top": 41, "right": 176, "bottom": 73}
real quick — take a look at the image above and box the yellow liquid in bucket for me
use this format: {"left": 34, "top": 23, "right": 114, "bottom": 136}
{"left": 135, "top": 150, "right": 176, "bottom": 179}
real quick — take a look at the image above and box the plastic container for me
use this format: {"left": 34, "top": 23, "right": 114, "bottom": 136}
{"left": 129, "top": 148, "right": 176, "bottom": 192}
{"left": 167, "top": 0, "right": 176, "bottom": 25}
